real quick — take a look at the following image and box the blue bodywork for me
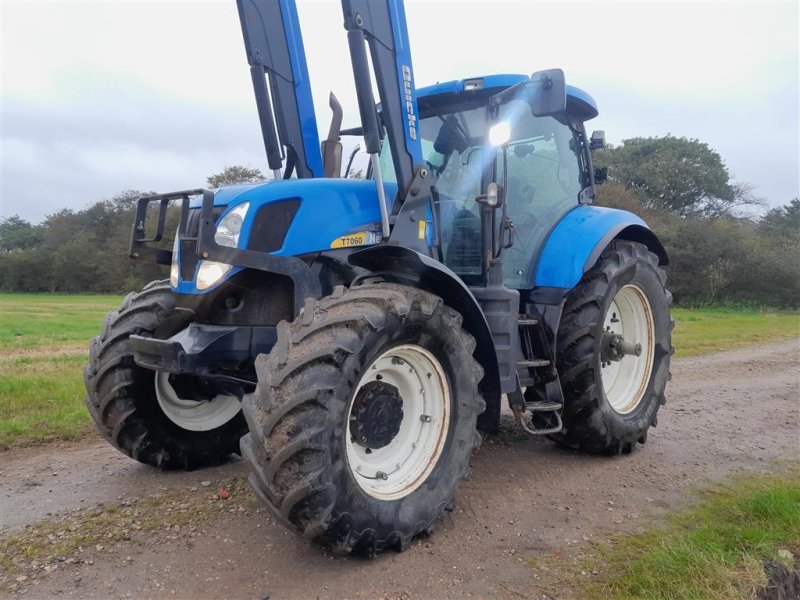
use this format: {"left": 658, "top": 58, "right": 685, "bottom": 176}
{"left": 534, "top": 205, "right": 647, "bottom": 289}
{"left": 418, "top": 74, "right": 598, "bottom": 119}
{"left": 179, "top": 76, "right": 655, "bottom": 298}
{"left": 176, "top": 179, "right": 394, "bottom": 294}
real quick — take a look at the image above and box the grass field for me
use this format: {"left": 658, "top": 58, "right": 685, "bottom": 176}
{"left": 0, "top": 294, "right": 121, "bottom": 449}
{"left": 531, "top": 473, "right": 800, "bottom": 600}
{"left": 0, "top": 293, "right": 798, "bottom": 450}
{"left": 672, "top": 306, "right": 800, "bottom": 357}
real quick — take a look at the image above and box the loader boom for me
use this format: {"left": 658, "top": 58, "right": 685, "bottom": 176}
{"left": 237, "top": 0, "right": 323, "bottom": 178}
{"left": 341, "top": 0, "right": 424, "bottom": 210}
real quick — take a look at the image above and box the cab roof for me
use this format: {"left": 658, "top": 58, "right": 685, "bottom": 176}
{"left": 417, "top": 73, "right": 599, "bottom": 120}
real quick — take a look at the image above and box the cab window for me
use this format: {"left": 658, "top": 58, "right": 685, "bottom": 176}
{"left": 499, "top": 99, "right": 586, "bottom": 288}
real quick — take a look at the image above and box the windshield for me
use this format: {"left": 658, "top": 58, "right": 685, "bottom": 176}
{"left": 377, "top": 93, "right": 587, "bottom": 288}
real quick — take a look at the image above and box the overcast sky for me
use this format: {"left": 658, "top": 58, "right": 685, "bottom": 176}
{"left": 2, "top": 0, "right": 798, "bottom": 223}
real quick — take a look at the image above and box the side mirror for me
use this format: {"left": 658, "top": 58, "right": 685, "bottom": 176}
{"left": 590, "top": 130, "right": 606, "bottom": 150}
{"left": 527, "top": 68, "right": 566, "bottom": 117}
{"left": 594, "top": 167, "right": 609, "bottom": 184}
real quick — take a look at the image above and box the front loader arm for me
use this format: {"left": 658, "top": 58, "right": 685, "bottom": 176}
{"left": 340, "top": 0, "right": 433, "bottom": 257}
{"left": 341, "top": 0, "right": 424, "bottom": 205}
{"left": 237, "top": 0, "right": 323, "bottom": 178}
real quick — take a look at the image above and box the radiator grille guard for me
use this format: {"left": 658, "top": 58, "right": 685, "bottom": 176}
{"left": 129, "top": 189, "right": 321, "bottom": 313}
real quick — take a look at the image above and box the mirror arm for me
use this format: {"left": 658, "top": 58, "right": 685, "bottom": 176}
{"left": 488, "top": 80, "right": 529, "bottom": 110}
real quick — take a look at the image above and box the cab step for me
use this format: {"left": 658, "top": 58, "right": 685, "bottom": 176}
{"left": 526, "top": 400, "right": 562, "bottom": 412}
{"left": 518, "top": 358, "right": 550, "bottom": 368}
{"left": 511, "top": 403, "right": 563, "bottom": 436}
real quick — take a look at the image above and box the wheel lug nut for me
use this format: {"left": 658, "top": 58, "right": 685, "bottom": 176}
{"left": 420, "top": 414, "right": 432, "bottom": 423}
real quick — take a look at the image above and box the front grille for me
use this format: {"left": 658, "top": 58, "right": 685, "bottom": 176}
{"left": 247, "top": 199, "right": 300, "bottom": 253}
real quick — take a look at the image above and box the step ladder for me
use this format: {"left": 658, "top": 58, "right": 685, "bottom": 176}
{"left": 513, "top": 315, "right": 564, "bottom": 436}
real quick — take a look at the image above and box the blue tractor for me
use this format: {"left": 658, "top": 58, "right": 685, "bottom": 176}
{"left": 85, "top": 0, "right": 672, "bottom": 554}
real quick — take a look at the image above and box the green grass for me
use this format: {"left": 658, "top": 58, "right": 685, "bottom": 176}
{"left": 0, "top": 294, "right": 122, "bottom": 449}
{"left": 0, "top": 293, "right": 121, "bottom": 351}
{"left": 672, "top": 307, "right": 800, "bottom": 357}
{"left": 533, "top": 474, "right": 800, "bottom": 600}
{"left": 0, "top": 294, "right": 797, "bottom": 449}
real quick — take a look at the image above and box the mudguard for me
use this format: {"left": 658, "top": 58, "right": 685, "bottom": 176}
{"left": 348, "top": 245, "right": 502, "bottom": 433}
{"left": 534, "top": 205, "right": 668, "bottom": 291}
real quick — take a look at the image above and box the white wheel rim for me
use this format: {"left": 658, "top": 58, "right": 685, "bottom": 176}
{"left": 155, "top": 372, "right": 241, "bottom": 432}
{"left": 346, "top": 344, "right": 450, "bottom": 501}
{"left": 600, "top": 284, "right": 655, "bottom": 414}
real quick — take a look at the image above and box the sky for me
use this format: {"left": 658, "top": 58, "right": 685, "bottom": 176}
{"left": 1, "top": 0, "right": 798, "bottom": 224}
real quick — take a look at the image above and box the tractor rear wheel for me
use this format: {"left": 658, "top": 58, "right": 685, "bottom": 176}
{"left": 240, "top": 283, "right": 484, "bottom": 555}
{"left": 84, "top": 280, "right": 247, "bottom": 469}
{"left": 554, "top": 241, "right": 673, "bottom": 454}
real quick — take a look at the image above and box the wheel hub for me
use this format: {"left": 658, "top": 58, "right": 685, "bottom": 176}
{"left": 350, "top": 381, "right": 404, "bottom": 449}
{"left": 346, "top": 344, "right": 450, "bottom": 501}
{"left": 599, "top": 285, "right": 655, "bottom": 414}
{"left": 155, "top": 372, "right": 241, "bottom": 432}
{"left": 601, "top": 331, "right": 642, "bottom": 363}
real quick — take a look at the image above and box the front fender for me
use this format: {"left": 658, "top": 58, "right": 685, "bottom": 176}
{"left": 348, "top": 245, "right": 502, "bottom": 433}
{"left": 534, "top": 205, "right": 667, "bottom": 290}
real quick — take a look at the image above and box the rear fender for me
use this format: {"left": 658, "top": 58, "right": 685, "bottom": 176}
{"left": 348, "top": 245, "right": 502, "bottom": 433}
{"left": 534, "top": 206, "right": 668, "bottom": 291}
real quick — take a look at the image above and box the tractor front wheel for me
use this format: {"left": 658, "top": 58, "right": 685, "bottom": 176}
{"left": 555, "top": 241, "right": 673, "bottom": 454}
{"left": 240, "top": 283, "right": 484, "bottom": 555}
{"left": 84, "top": 280, "right": 247, "bottom": 469}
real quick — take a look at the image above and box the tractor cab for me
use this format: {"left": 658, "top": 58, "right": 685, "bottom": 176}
{"left": 374, "top": 74, "right": 599, "bottom": 288}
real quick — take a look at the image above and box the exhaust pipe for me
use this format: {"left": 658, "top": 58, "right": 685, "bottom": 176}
{"left": 321, "top": 92, "right": 343, "bottom": 178}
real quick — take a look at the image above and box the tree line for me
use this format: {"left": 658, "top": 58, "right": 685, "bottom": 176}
{"left": 592, "top": 137, "right": 798, "bottom": 307}
{"left": 1, "top": 142, "right": 798, "bottom": 306}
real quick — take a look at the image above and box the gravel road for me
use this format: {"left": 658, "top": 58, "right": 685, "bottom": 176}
{"left": 2, "top": 339, "right": 798, "bottom": 599}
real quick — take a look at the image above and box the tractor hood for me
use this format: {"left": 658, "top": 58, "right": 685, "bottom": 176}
{"left": 191, "top": 178, "right": 396, "bottom": 257}
{"left": 175, "top": 178, "right": 396, "bottom": 294}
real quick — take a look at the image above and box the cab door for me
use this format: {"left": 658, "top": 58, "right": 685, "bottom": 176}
{"left": 497, "top": 100, "right": 589, "bottom": 288}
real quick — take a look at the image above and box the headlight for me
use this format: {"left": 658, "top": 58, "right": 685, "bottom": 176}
{"left": 196, "top": 260, "right": 232, "bottom": 290}
{"left": 169, "top": 235, "right": 179, "bottom": 287}
{"left": 214, "top": 202, "right": 249, "bottom": 248}
{"left": 194, "top": 202, "right": 250, "bottom": 290}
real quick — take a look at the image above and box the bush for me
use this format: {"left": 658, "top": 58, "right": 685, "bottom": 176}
{"left": 596, "top": 186, "right": 800, "bottom": 307}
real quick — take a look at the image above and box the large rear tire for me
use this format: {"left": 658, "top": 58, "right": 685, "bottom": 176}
{"left": 241, "top": 283, "right": 484, "bottom": 555}
{"left": 84, "top": 280, "right": 247, "bottom": 469}
{"left": 554, "top": 241, "right": 673, "bottom": 454}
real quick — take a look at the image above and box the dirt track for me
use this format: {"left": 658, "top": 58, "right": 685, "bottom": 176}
{"left": 2, "top": 339, "right": 799, "bottom": 599}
